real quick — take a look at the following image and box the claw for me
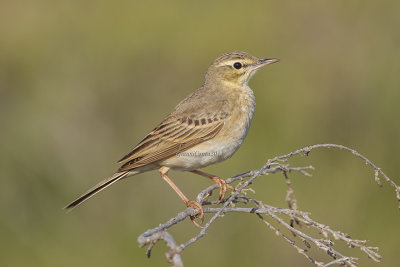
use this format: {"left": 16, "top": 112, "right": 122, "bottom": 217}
{"left": 186, "top": 200, "right": 204, "bottom": 227}
{"left": 212, "top": 177, "right": 235, "bottom": 200}
{"left": 190, "top": 170, "right": 235, "bottom": 202}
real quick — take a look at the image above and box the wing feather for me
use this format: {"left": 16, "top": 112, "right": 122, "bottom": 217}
{"left": 118, "top": 117, "right": 224, "bottom": 172}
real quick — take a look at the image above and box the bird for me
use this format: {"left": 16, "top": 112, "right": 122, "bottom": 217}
{"left": 64, "top": 51, "right": 279, "bottom": 224}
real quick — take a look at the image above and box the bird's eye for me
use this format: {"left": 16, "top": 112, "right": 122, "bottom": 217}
{"left": 233, "top": 62, "right": 242, "bottom": 69}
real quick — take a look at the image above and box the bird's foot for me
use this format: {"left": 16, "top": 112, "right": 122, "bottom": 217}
{"left": 186, "top": 200, "right": 204, "bottom": 227}
{"left": 211, "top": 177, "right": 235, "bottom": 201}
{"left": 190, "top": 170, "right": 235, "bottom": 201}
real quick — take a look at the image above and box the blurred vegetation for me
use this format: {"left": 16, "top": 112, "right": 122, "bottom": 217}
{"left": 1, "top": 1, "right": 399, "bottom": 266}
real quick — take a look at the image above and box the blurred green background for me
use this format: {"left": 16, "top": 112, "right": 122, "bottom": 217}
{"left": 1, "top": 1, "right": 399, "bottom": 266}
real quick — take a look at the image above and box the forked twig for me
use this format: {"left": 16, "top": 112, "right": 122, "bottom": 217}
{"left": 137, "top": 144, "right": 399, "bottom": 266}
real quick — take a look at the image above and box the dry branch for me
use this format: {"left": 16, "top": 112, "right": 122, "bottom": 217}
{"left": 137, "top": 144, "right": 399, "bottom": 267}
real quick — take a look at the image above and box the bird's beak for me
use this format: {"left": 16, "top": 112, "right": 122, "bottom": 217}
{"left": 253, "top": 58, "right": 280, "bottom": 70}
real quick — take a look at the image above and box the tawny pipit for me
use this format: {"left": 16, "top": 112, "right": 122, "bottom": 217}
{"left": 65, "top": 51, "right": 279, "bottom": 223}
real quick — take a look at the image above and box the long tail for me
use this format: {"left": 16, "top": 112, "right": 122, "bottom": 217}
{"left": 64, "top": 171, "right": 133, "bottom": 211}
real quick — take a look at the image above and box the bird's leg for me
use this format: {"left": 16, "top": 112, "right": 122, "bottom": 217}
{"left": 190, "top": 170, "right": 235, "bottom": 201}
{"left": 159, "top": 167, "right": 204, "bottom": 226}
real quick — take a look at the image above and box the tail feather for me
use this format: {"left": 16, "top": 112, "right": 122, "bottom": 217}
{"left": 64, "top": 171, "right": 131, "bottom": 211}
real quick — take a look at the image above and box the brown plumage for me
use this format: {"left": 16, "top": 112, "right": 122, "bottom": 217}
{"left": 64, "top": 51, "right": 279, "bottom": 223}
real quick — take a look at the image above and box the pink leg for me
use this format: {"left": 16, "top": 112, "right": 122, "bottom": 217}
{"left": 159, "top": 167, "right": 204, "bottom": 226}
{"left": 190, "top": 170, "right": 235, "bottom": 200}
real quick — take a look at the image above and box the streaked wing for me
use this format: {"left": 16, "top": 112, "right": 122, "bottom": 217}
{"left": 117, "top": 116, "right": 225, "bottom": 172}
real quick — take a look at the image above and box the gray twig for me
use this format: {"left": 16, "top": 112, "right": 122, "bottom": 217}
{"left": 137, "top": 144, "right": 399, "bottom": 266}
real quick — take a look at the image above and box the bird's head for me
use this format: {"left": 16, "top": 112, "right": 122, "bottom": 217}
{"left": 205, "top": 51, "right": 279, "bottom": 86}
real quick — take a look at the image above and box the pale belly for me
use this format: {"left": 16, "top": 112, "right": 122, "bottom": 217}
{"left": 159, "top": 138, "right": 242, "bottom": 171}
